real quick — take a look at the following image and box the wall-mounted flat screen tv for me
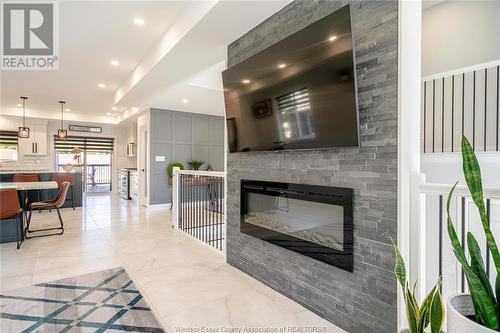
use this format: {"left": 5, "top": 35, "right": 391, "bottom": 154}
{"left": 222, "top": 5, "right": 359, "bottom": 153}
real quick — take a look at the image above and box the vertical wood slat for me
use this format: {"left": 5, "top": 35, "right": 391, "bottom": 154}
{"left": 422, "top": 64, "right": 500, "bottom": 152}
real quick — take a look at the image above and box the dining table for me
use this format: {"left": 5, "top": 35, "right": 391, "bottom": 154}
{"left": 0, "top": 181, "right": 58, "bottom": 191}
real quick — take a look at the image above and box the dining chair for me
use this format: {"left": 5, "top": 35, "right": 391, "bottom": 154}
{"left": 13, "top": 173, "right": 41, "bottom": 208}
{"left": 52, "top": 174, "right": 75, "bottom": 210}
{"left": 0, "top": 188, "right": 23, "bottom": 249}
{"left": 25, "top": 182, "right": 70, "bottom": 239}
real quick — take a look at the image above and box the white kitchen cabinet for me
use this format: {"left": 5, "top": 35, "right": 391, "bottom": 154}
{"left": 18, "top": 123, "right": 48, "bottom": 156}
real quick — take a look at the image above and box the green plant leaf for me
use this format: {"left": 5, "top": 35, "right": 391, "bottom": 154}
{"left": 496, "top": 275, "right": 500, "bottom": 320}
{"left": 420, "top": 284, "right": 437, "bottom": 329}
{"left": 447, "top": 181, "right": 499, "bottom": 329}
{"left": 462, "top": 136, "right": 500, "bottom": 277}
{"left": 468, "top": 232, "right": 496, "bottom": 301}
{"left": 405, "top": 287, "right": 419, "bottom": 333}
{"left": 429, "top": 286, "right": 444, "bottom": 333}
{"left": 393, "top": 241, "right": 406, "bottom": 289}
{"left": 418, "top": 303, "right": 429, "bottom": 333}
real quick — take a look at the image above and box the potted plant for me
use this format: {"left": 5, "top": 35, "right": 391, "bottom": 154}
{"left": 188, "top": 160, "right": 204, "bottom": 170}
{"left": 393, "top": 242, "right": 444, "bottom": 333}
{"left": 167, "top": 162, "right": 185, "bottom": 186}
{"left": 445, "top": 137, "right": 499, "bottom": 332}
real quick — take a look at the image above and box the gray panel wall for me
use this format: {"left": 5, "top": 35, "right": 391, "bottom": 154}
{"left": 225, "top": 1, "right": 398, "bottom": 332}
{"left": 149, "top": 108, "right": 224, "bottom": 205}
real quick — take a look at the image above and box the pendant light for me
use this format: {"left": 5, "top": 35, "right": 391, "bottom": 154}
{"left": 18, "top": 96, "right": 30, "bottom": 138}
{"left": 57, "top": 100, "right": 67, "bottom": 140}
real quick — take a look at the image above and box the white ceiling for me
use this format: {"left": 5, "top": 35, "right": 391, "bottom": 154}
{"left": 1, "top": 0, "right": 292, "bottom": 125}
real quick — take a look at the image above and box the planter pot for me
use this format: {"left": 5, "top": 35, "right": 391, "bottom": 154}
{"left": 62, "top": 164, "right": 74, "bottom": 172}
{"left": 448, "top": 294, "right": 496, "bottom": 333}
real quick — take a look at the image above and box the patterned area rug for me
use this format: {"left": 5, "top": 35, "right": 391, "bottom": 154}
{"left": 0, "top": 267, "right": 165, "bottom": 332}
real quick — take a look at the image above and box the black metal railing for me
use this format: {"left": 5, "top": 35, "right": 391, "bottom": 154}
{"left": 57, "top": 163, "right": 112, "bottom": 191}
{"left": 177, "top": 173, "right": 225, "bottom": 251}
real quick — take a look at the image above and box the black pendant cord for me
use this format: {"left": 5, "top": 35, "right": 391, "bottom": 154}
{"left": 21, "top": 96, "right": 28, "bottom": 127}
{"left": 60, "top": 101, "right": 65, "bottom": 129}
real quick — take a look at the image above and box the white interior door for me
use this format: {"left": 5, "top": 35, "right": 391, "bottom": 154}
{"left": 138, "top": 126, "right": 148, "bottom": 207}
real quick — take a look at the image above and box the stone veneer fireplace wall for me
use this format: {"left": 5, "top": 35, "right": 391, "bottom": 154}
{"left": 225, "top": 1, "right": 398, "bottom": 332}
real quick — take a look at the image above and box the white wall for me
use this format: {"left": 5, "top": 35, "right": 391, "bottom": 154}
{"left": 421, "top": 152, "right": 500, "bottom": 187}
{"left": 422, "top": 0, "right": 500, "bottom": 76}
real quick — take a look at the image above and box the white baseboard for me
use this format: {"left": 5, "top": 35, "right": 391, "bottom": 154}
{"left": 147, "top": 203, "right": 171, "bottom": 210}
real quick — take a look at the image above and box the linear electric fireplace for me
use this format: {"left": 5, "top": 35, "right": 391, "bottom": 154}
{"left": 240, "top": 180, "right": 353, "bottom": 272}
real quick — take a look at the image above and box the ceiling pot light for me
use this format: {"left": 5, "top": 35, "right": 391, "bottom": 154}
{"left": 242, "top": 79, "right": 251, "bottom": 84}
{"left": 18, "top": 96, "right": 30, "bottom": 139}
{"left": 65, "top": 108, "right": 71, "bottom": 112}
{"left": 278, "top": 63, "right": 286, "bottom": 69}
{"left": 98, "top": 83, "right": 106, "bottom": 88}
{"left": 182, "top": 99, "right": 189, "bottom": 104}
{"left": 111, "top": 107, "right": 117, "bottom": 111}
{"left": 328, "top": 35, "right": 337, "bottom": 42}
{"left": 57, "top": 100, "right": 67, "bottom": 140}
{"left": 134, "top": 18, "right": 145, "bottom": 26}
{"left": 16, "top": 103, "right": 22, "bottom": 107}
{"left": 106, "top": 112, "right": 112, "bottom": 116}
{"left": 110, "top": 60, "right": 120, "bottom": 66}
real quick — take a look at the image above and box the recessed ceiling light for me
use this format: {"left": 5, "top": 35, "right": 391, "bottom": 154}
{"left": 110, "top": 60, "right": 120, "bottom": 67}
{"left": 182, "top": 98, "right": 189, "bottom": 104}
{"left": 16, "top": 103, "right": 22, "bottom": 107}
{"left": 106, "top": 112, "right": 112, "bottom": 116}
{"left": 242, "top": 79, "right": 251, "bottom": 84}
{"left": 98, "top": 83, "right": 106, "bottom": 88}
{"left": 65, "top": 108, "right": 71, "bottom": 112}
{"left": 111, "top": 107, "right": 117, "bottom": 111}
{"left": 328, "top": 35, "right": 337, "bottom": 42}
{"left": 134, "top": 18, "right": 145, "bottom": 26}
{"left": 278, "top": 63, "right": 286, "bottom": 69}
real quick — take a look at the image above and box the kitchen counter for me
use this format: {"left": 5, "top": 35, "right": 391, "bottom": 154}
{"left": 0, "top": 169, "right": 81, "bottom": 174}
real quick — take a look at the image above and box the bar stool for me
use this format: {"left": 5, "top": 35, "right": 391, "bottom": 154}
{"left": 13, "top": 173, "right": 40, "bottom": 203}
{"left": 25, "top": 182, "right": 70, "bottom": 239}
{"left": 52, "top": 174, "right": 75, "bottom": 210}
{"left": 0, "top": 188, "right": 23, "bottom": 249}
{"left": 13, "top": 173, "right": 40, "bottom": 214}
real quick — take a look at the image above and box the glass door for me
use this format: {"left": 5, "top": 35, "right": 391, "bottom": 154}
{"left": 54, "top": 135, "right": 114, "bottom": 194}
{"left": 84, "top": 151, "right": 112, "bottom": 193}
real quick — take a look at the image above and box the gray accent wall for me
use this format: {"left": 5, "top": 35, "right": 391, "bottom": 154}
{"left": 149, "top": 108, "right": 224, "bottom": 205}
{"left": 225, "top": 1, "right": 398, "bottom": 332}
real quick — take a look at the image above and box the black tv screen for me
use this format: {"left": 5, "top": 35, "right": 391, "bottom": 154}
{"left": 222, "top": 5, "right": 359, "bottom": 153}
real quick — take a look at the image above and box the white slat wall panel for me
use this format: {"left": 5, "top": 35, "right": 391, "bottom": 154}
{"left": 422, "top": 64, "right": 500, "bottom": 152}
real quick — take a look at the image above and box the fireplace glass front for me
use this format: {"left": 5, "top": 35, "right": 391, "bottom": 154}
{"left": 240, "top": 180, "right": 353, "bottom": 271}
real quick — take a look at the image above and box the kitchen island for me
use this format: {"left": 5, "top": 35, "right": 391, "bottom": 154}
{"left": 0, "top": 170, "right": 83, "bottom": 208}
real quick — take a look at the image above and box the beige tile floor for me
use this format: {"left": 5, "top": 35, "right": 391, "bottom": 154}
{"left": 0, "top": 194, "right": 344, "bottom": 333}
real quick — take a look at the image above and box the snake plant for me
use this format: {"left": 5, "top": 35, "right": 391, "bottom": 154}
{"left": 188, "top": 160, "right": 204, "bottom": 171}
{"left": 394, "top": 242, "right": 444, "bottom": 333}
{"left": 446, "top": 136, "right": 500, "bottom": 330}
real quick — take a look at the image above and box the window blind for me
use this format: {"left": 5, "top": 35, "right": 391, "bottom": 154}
{"left": 54, "top": 135, "right": 114, "bottom": 152}
{"left": 0, "top": 131, "right": 19, "bottom": 145}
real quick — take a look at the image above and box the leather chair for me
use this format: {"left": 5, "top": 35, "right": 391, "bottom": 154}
{"left": 25, "top": 182, "right": 70, "bottom": 239}
{"left": 0, "top": 188, "right": 23, "bottom": 249}
{"left": 13, "top": 173, "right": 41, "bottom": 207}
{"left": 52, "top": 174, "right": 75, "bottom": 210}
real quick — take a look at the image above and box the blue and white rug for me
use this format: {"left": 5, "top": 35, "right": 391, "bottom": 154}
{"left": 0, "top": 267, "right": 165, "bottom": 332}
